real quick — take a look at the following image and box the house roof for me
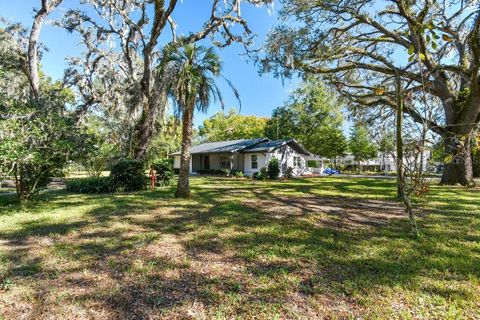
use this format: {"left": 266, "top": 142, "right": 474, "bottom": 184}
{"left": 169, "top": 138, "right": 311, "bottom": 156}
{"left": 242, "top": 139, "right": 311, "bottom": 155}
{"left": 169, "top": 138, "right": 267, "bottom": 156}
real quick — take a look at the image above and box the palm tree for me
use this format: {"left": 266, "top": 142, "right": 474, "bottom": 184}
{"left": 162, "top": 44, "right": 239, "bottom": 198}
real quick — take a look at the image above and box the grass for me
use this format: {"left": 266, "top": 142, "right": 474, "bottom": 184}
{"left": 0, "top": 176, "right": 479, "bottom": 319}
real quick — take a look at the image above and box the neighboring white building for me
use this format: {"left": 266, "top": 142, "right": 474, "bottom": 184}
{"left": 170, "top": 138, "right": 315, "bottom": 177}
{"left": 335, "top": 151, "right": 431, "bottom": 172}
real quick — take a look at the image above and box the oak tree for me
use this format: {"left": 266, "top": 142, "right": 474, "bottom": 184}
{"left": 261, "top": 0, "right": 480, "bottom": 185}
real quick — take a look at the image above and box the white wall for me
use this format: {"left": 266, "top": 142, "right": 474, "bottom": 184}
{"left": 174, "top": 146, "right": 310, "bottom": 177}
{"left": 173, "top": 155, "right": 193, "bottom": 173}
{"left": 243, "top": 145, "right": 308, "bottom": 177}
{"left": 173, "top": 156, "right": 180, "bottom": 169}
{"left": 270, "top": 145, "right": 308, "bottom": 176}
{"left": 243, "top": 153, "right": 267, "bottom": 176}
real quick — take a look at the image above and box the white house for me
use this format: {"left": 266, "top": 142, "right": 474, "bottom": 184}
{"left": 170, "top": 138, "right": 316, "bottom": 177}
{"left": 335, "top": 151, "right": 431, "bottom": 172}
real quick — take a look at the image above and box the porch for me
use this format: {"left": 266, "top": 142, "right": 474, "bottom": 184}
{"left": 190, "top": 153, "right": 244, "bottom": 173}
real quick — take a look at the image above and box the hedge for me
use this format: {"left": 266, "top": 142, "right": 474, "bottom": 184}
{"left": 65, "top": 177, "right": 115, "bottom": 194}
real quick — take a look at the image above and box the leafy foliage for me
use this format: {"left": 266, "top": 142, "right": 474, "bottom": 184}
{"left": 196, "top": 169, "right": 230, "bottom": 176}
{"left": 199, "top": 109, "right": 268, "bottom": 142}
{"left": 377, "top": 131, "right": 396, "bottom": 156}
{"left": 260, "top": 0, "right": 480, "bottom": 185}
{"left": 267, "top": 157, "right": 280, "bottom": 179}
{"left": 110, "top": 159, "right": 147, "bottom": 192}
{"left": 0, "top": 18, "right": 95, "bottom": 201}
{"left": 0, "top": 77, "right": 88, "bottom": 201}
{"left": 253, "top": 167, "right": 268, "bottom": 180}
{"left": 65, "top": 177, "right": 115, "bottom": 194}
{"left": 265, "top": 78, "right": 346, "bottom": 158}
{"left": 75, "top": 116, "right": 120, "bottom": 178}
{"left": 147, "top": 116, "right": 183, "bottom": 161}
{"left": 151, "top": 159, "right": 174, "bottom": 187}
{"left": 233, "top": 171, "right": 244, "bottom": 178}
{"left": 349, "top": 124, "right": 378, "bottom": 164}
{"left": 285, "top": 166, "right": 294, "bottom": 179}
{"left": 59, "top": 0, "right": 272, "bottom": 160}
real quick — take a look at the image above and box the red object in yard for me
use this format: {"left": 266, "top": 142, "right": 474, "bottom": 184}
{"left": 149, "top": 168, "right": 156, "bottom": 191}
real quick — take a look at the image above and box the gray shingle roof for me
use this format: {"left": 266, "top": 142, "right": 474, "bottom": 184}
{"left": 242, "top": 140, "right": 288, "bottom": 153}
{"left": 169, "top": 138, "right": 311, "bottom": 156}
{"left": 169, "top": 138, "right": 267, "bottom": 156}
{"left": 243, "top": 139, "right": 311, "bottom": 155}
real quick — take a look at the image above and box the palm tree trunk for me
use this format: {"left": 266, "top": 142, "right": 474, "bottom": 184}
{"left": 175, "top": 104, "right": 194, "bottom": 198}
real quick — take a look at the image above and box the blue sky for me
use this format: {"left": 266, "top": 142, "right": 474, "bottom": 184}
{"left": 0, "top": 0, "right": 300, "bottom": 127}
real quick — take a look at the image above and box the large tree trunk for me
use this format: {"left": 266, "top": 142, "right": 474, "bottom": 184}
{"left": 134, "top": 113, "right": 156, "bottom": 160}
{"left": 134, "top": 69, "right": 168, "bottom": 160}
{"left": 28, "top": 11, "right": 45, "bottom": 100}
{"left": 440, "top": 133, "right": 474, "bottom": 185}
{"left": 438, "top": 90, "right": 478, "bottom": 186}
{"left": 175, "top": 105, "right": 194, "bottom": 198}
{"left": 27, "top": 0, "right": 63, "bottom": 100}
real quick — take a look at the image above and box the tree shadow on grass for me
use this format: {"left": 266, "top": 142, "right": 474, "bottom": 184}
{"left": 0, "top": 177, "right": 479, "bottom": 318}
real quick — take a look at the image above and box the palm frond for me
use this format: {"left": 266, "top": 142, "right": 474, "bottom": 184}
{"left": 159, "top": 44, "right": 239, "bottom": 117}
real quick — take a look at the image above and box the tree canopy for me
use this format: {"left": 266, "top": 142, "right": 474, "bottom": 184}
{"left": 261, "top": 0, "right": 480, "bottom": 185}
{"left": 199, "top": 109, "right": 268, "bottom": 142}
{"left": 349, "top": 123, "right": 378, "bottom": 163}
{"left": 265, "top": 78, "right": 347, "bottom": 158}
{"left": 60, "top": 0, "right": 272, "bottom": 160}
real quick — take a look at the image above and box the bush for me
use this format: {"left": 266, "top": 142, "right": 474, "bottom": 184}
{"left": 85, "top": 144, "right": 118, "bottom": 178}
{"left": 307, "top": 160, "right": 318, "bottom": 168}
{"left": 65, "top": 177, "right": 115, "bottom": 194}
{"left": 253, "top": 167, "right": 268, "bottom": 180}
{"left": 110, "top": 159, "right": 147, "bottom": 191}
{"left": 233, "top": 170, "right": 244, "bottom": 178}
{"left": 267, "top": 157, "right": 280, "bottom": 179}
{"left": 12, "top": 163, "right": 54, "bottom": 200}
{"left": 196, "top": 169, "right": 230, "bottom": 176}
{"left": 285, "top": 167, "right": 294, "bottom": 179}
{"left": 151, "top": 159, "right": 174, "bottom": 187}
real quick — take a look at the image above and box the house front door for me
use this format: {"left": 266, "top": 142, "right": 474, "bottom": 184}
{"left": 203, "top": 155, "right": 210, "bottom": 170}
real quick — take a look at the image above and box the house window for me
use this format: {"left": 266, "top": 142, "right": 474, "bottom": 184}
{"left": 293, "top": 156, "right": 302, "bottom": 167}
{"left": 251, "top": 155, "right": 258, "bottom": 169}
{"left": 220, "top": 155, "right": 230, "bottom": 169}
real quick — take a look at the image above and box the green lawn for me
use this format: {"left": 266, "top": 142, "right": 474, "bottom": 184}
{"left": 0, "top": 177, "right": 479, "bottom": 319}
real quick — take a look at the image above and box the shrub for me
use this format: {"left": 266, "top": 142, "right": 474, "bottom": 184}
{"left": 151, "top": 159, "right": 174, "bottom": 187}
{"left": 85, "top": 144, "right": 118, "bottom": 178}
{"left": 1, "top": 97, "right": 92, "bottom": 201}
{"left": 233, "top": 171, "right": 244, "bottom": 178}
{"left": 285, "top": 167, "right": 294, "bottom": 179}
{"left": 196, "top": 169, "right": 229, "bottom": 176}
{"left": 307, "top": 160, "right": 317, "bottom": 168}
{"left": 65, "top": 177, "right": 115, "bottom": 194}
{"left": 267, "top": 157, "right": 280, "bottom": 179}
{"left": 12, "top": 163, "right": 54, "bottom": 200}
{"left": 110, "top": 159, "right": 147, "bottom": 191}
{"left": 254, "top": 167, "right": 268, "bottom": 180}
